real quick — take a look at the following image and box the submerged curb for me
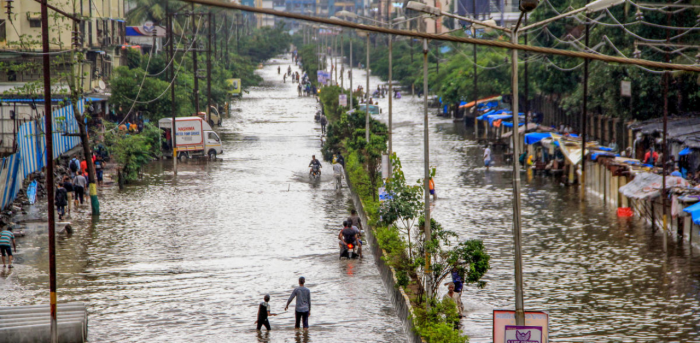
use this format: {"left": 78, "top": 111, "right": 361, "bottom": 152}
{"left": 344, "top": 169, "right": 425, "bottom": 343}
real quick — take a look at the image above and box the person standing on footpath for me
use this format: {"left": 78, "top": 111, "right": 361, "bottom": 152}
{"left": 255, "top": 294, "right": 277, "bottom": 331}
{"left": 443, "top": 282, "right": 464, "bottom": 329}
{"left": 0, "top": 224, "right": 16, "bottom": 268}
{"left": 320, "top": 114, "right": 328, "bottom": 135}
{"left": 285, "top": 276, "right": 311, "bottom": 331}
{"left": 332, "top": 160, "right": 344, "bottom": 190}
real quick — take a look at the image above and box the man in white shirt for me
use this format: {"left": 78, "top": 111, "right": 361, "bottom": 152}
{"left": 483, "top": 145, "right": 492, "bottom": 171}
{"left": 332, "top": 161, "right": 344, "bottom": 190}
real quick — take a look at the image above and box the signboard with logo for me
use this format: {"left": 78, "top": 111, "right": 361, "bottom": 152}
{"left": 493, "top": 310, "right": 548, "bottom": 343}
{"left": 504, "top": 325, "right": 543, "bottom": 343}
{"left": 143, "top": 21, "right": 155, "bottom": 34}
{"left": 227, "top": 78, "right": 241, "bottom": 96}
{"left": 339, "top": 94, "right": 347, "bottom": 107}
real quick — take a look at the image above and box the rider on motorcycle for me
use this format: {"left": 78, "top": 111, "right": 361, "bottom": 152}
{"left": 338, "top": 220, "right": 362, "bottom": 258}
{"left": 309, "top": 155, "right": 322, "bottom": 175}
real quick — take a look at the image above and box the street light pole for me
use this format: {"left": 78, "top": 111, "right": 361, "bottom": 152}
{"left": 422, "top": 38, "right": 432, "bottom": 310}
{"left": 350, "top": 38, "right": 353, "bottom": 109}
{"left": 388, "top": 33, "right": 393, "bottom": 155}
{"left": 40, "top": 0, "right": 58, "bottom": 341}
{"left": 510, "top": 21, "right": 526, "bottom": 326}
{"left": 366, "top": 33, "right": 370, "bottom": 141}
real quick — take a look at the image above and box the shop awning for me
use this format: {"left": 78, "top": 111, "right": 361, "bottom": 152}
{"left": 683, "top": 202, "right": 700, "bottom": 225}
{"left": 679, "top": 147, "right": 693, "bottom": 156}
{"left": 524, "top": 132, "right": 552, "bottom": 145}
{"left": 619, "top": 172, "right": 689, "bottom": 199}
{"left": 459, "top": 95, "right": 500, "bottom": 109}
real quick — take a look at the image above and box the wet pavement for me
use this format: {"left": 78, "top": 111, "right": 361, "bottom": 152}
{"left": 355, "top": 67, "right": 700, "bottom": 342}
{"left": 0, "top": 55, "right": 405, "bottom": 343}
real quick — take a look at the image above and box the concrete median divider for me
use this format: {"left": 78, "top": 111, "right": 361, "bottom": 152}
{"left": 344, "top": 170, "right": 424, "bottom": 343}
{"left": 0, "top": 303, "right": 88, "bottom": 343}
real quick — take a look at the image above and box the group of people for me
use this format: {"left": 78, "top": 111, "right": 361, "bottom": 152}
{"left": 54, "top": 154, "right": 104, "bottom": 220}
{"left": 255, "top": 276, "right": 312, "bottom": 331}
{"left": 298, "top": 81, "right": 316, "bottom": 97}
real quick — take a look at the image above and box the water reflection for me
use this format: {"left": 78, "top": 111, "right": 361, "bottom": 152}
{"left": 357, "top": 67, "right": 700, "bottom": 342}
{"left": 0, "top": 56, "right": 405, "bottom": 343}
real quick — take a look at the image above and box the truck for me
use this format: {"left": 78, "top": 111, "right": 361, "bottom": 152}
{"left": 158, "top": 117, "right": 223, "bottom": 160}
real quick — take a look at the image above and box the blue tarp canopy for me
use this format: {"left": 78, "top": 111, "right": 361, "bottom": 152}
{"left": 486, "top": 115, "right": 513, "bottom": 126}
{"left": 680, "top": 147, "right": 693, "bottom": 156}
{"left": 502, "top": 121, "right": 524, "bottom": 127}
{"left": 684, "top": 202, "right": 700, "bottom": 225}
{"left": 524, "top": 132, "right": 552, "bottom": 145}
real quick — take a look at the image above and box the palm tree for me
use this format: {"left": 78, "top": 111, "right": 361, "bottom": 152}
{"left": 126, "top": 0, "right": 180, "bottom": 26}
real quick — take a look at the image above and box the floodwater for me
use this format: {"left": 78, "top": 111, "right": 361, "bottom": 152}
{"left": 353, "top": 67, "right": 700, "bottom": 341}
{"left": 0, "top": 56, "right": 406, "bottom": 342}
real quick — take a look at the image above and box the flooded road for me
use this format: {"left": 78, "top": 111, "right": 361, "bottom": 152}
{"left": 0, "top": 56, "right": 405, "bottom": 342}
{"left": 356, "top": 68, "right": 700, "bottom": 342}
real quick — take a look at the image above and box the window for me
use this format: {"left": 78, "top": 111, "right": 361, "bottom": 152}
{"left": 208, "top": 132, "right": 220, "bottom": 142}
{"left": 29, "top": 19, "right": 41, "bottom": 28}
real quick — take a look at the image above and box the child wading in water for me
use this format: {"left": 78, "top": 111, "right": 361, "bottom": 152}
{"left": 255, "top": 294, "right": 277, "bottom": 331}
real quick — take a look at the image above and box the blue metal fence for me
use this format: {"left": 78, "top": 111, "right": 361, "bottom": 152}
{"left": 0, "top": 99, "right": 84, "bottom": 209}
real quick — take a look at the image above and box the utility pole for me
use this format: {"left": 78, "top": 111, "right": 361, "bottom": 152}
{"left": 662, "top": 4, "right": 670, "bottom": 250}
{"left": 472, "top": 0, "right": 478, "bottom": 133}
{"left": 169, "top": 10, "right": 177, "bottom": 174}
{"left": 207, "top": 11, "right": 213, "bottom": 122}
{"left": 523, "top": 16, "right": 529, "bottom": 133}
{"left": 388, "top": 29, "right": 393, "bottom": 155}
{"left": 40, "top": 0, "right": 58, "bottom": 341}
{"left": 192, "top": 3, "right": 200, "bottom": 114}
{"left": 422, "top": 38, "right": 432, "bottom": 310}
{"left": 511, "top": 25, "right": 525, "bottom": 327}
{"left": 581, "top": 1, "right": 590, "bottom": 199}
{"left": 224, "top": 15, "right": 229, "bottom": 59}
{"left": 236, "top": 13, "right": 240, "bottom": 53}
{"left": 340, "top": 34, "right": 344, "bottom": 89}
{"left": 365, "top": 33, "right": 370, "bottom": 141}
{"left": 349, "top": 38, "right": 353, "bottom": 109}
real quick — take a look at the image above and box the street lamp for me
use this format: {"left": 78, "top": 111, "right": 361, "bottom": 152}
{"left": 331, "top": 15, "right": 354, "bottom": 111}
{"left": 407, "top": 0, "right": 625, "bottom": 326}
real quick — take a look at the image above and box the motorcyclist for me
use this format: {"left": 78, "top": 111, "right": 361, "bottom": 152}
{"left": 309, "top": 155, "right": 322, "bottom": 175}
{"left": 338, "top": 220, "right": 362, "bottom": 258}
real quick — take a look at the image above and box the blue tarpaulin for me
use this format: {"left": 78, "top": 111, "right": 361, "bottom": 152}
{"left": 680, "top": 147, "right": 693, "bottom": 156}
{"left": 524, "top": 133, "right": 552, "bottom": 145}
{"left": 684, "top": 202, "right": 700, "bottom": 225}
{"left": 502, "top": 121, "right": 524, "bottom": 127}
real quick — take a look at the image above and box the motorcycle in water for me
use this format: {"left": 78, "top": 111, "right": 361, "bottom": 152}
{"left": 310, "top": 165, "right": 321, "bottom": 180}
{"left": 340, "top": 241, "right": 360, "bottom": 259}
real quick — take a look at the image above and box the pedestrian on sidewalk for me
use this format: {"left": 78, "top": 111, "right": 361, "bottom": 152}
{"left": 69, "top": 157, "right": 80, "bottom": 175}
{"left": 285, "top": 276, "right": 311, "bottom": 331}
{"left": 255, "top": 294, "right": 277, "bottom": 331}
{"left": 0, "top": 224, "right": 16, "bottom": 268}
{"left": 62, "top": 175, "right": 74, "bottom": 216}
{"left": 95, "top": 156, "right": 104, "bottom": 186}
{"left": 332, "top": 161, "right": 344, "bottom": 190}
{"left": 336, "top": 151, "right": 345, "bottom": 167}
{"left": 320, "top": 114, "right": 327, "bottom": 135}
{"left": 443, "top": 282, "right": 464, "bottom": 328}
{"left": 55, "top": 183, "right": 68, "bottom": 220}
{"left": 73, "top": 171, "right": 87, "bottom": 206}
